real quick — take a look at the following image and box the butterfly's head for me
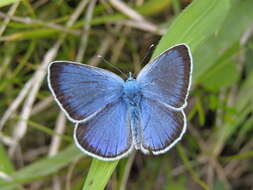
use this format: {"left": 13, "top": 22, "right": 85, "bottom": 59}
{"left": 127, "top": 72, "right": 135, "bottom": 81}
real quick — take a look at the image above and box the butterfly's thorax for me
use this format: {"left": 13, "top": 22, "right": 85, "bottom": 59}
{"left": 122, "top": 78, "right": 141, "bottom": 106}
{"left": 123, "top": 77, "right": 142, "bottom": 149}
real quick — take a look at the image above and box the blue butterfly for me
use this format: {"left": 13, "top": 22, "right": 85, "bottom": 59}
{"left": 48, "top": 44, "right": 193, "bottom": 161}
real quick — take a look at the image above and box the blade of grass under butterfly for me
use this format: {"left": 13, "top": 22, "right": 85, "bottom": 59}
{"left": 82, "top": 159, "right": 119, "bottom": 190}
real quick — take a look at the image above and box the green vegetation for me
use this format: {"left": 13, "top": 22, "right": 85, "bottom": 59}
{"left": 0, "top": 0, "right": 253, "bottom": 189}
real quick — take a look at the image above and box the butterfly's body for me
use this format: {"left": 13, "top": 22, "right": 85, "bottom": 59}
{"left": 48, "top": 44, "right": 193, "bottom": 161}
{"left": 123, "top": 76, "right": 142, "bottom": 149}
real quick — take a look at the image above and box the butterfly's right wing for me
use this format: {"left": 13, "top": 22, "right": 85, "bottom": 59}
{"left": 48, "top": 61, "right": 124, "bottom": 122}
{"left": 74, "top": 99, "right": 133, "bottom": 161}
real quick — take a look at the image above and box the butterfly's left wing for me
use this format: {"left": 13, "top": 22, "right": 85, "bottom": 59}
{"left": 137, "top": 44, "right": 192, "bottom": 110}
{"left": 140, "top": 97, "right": 186, "bottom": 154}
{"left": 74, "top": 99, "right": 132, "bottom": 161}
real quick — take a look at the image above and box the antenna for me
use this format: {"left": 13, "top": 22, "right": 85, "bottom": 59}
{"left": 140, "top": 44, "right": 155, "bottom": 66}
{"left": 97, "top": 55, "right": 128, "bottom": 78}
{"left": 133, "top": 44, "right": 156, "bottom": 76}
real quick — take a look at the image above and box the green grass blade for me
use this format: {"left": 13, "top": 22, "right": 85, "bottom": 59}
{"left": 200, "top": 59, "right": 240, "bottom": 91}
{"left": 221, "top": 150, "right": 253, "bottom": 162}
{"left": 74, "top": 0, "right": 171, "bottom": 27}
{"left": 0, "top": 144, "right": 15, "bottom": 185}
{"left": 0, "top": 0, "right": 20, "bottom": 7}
{"left": 152, "top": 0, "right": 230, "bottom": 57}
{"left": 82, "top": 159, "right": 119, "bottom": 190}
{"left": 0, "top": 29, "right": 60, "bottom": 41}
{"left": 136, "top": 0, "right": 171, "bottom": 16}
{"left": 0, "top": 144, "right": 14, "bottom": 173}
{"left": 0, "top": 145, "right": 82, "bottom": 189}
{"left": 194, "top": 0, "right": 253, "bottom": 81}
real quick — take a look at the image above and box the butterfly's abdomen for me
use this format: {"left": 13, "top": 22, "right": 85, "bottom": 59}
{"left": 123, "top": 79, "right": 142, "bottom": 149}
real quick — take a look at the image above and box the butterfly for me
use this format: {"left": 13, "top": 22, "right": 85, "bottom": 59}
{"left": 48, "top": 44, "right": 193, "bottom": 161}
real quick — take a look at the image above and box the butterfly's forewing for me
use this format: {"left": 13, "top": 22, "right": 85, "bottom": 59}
{"left": 140, "top": 98, "right": 186, "bottom": 154}
{"left": 48, "top": 61, "right": 124, "bottom": 122}
{"left": 137, "top": 44, "right": 192, "bottom": 110}
{"left": 74, "top": 99, "right": 132, "bottom": 161}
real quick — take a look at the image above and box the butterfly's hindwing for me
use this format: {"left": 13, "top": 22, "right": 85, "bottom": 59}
{"left": 140, "top": 97, "right": 186, "bottom": 154}
{"left": 74, "top": 99, "right": 133, "bottom": 161}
